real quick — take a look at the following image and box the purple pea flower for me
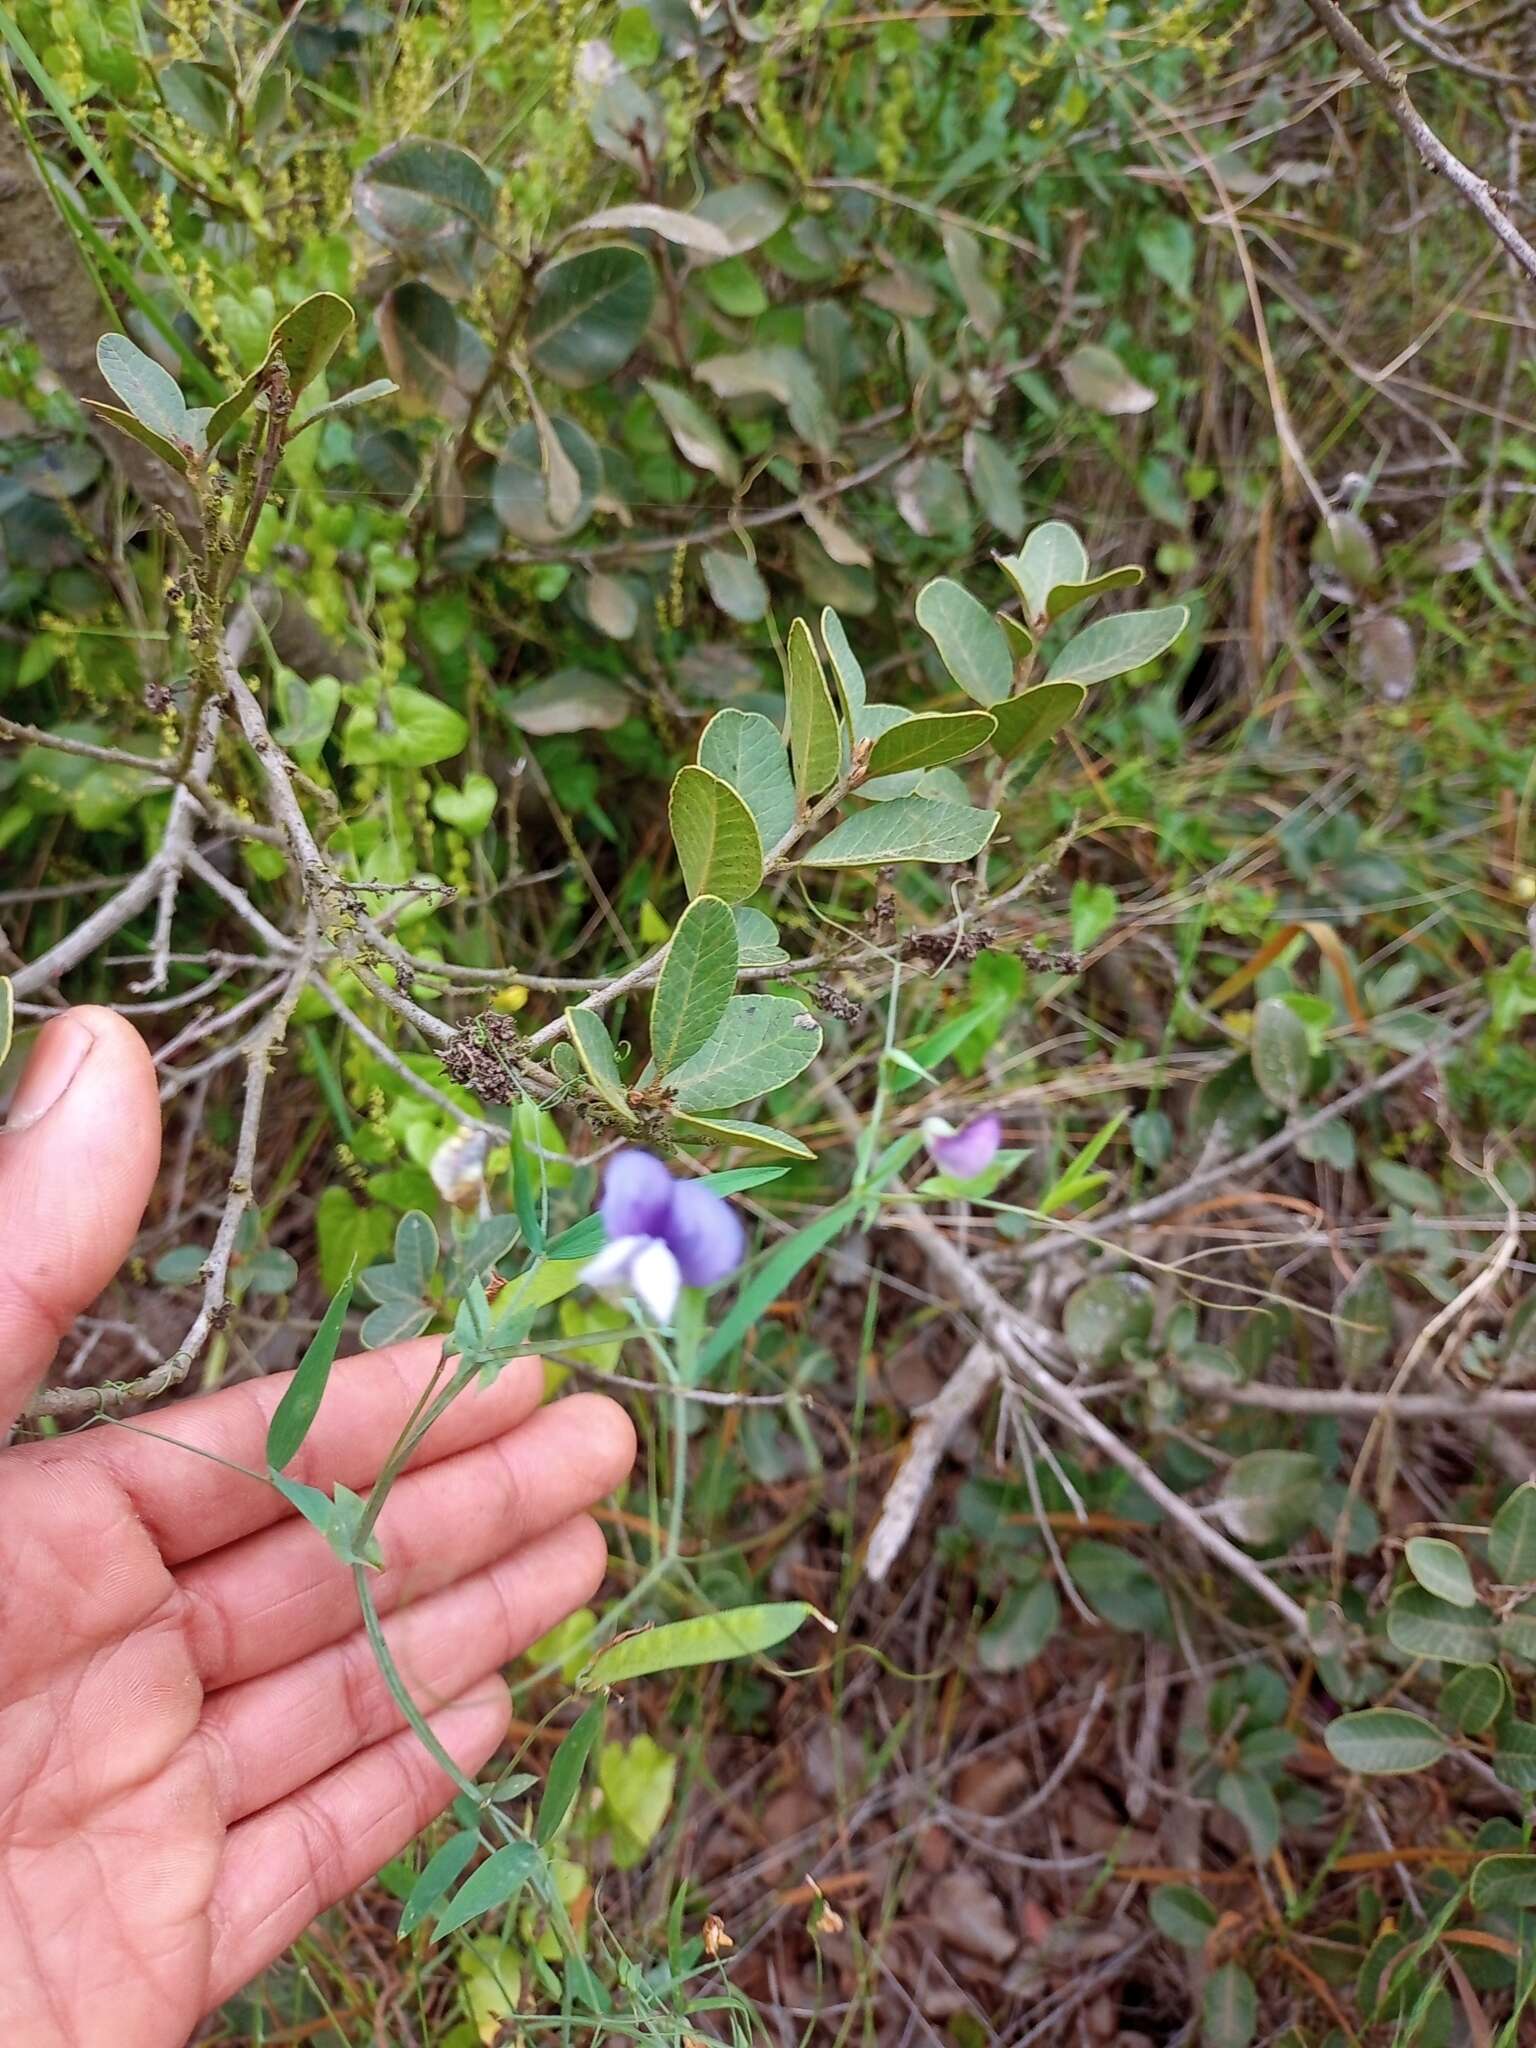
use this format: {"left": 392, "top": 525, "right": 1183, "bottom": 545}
{"left": 582, "top": 1148, "right": 746, "bottom": 1326}
{"left": 922, "top": 1112, "right": 1003, "bottom": 1181}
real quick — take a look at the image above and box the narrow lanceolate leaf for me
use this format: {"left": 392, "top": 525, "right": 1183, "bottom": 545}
{"left": 1490, "top": 1483, "right": 1536, "bottom": 1583}
{"left": 398, "top": 1829, "right": 479, "bottom": 1936}
{"left": 989, "top": 681, "right": 1086, "bottom": 763}
{"left": 998, "top": 522, "right": 1088, "bottom": 622}
{"left": 820, "top": 607, "right": 866, "bottom": 719}
{"left": 668, "top": 994, "right": 823, "bottom": 1112}
{"left": 698, "top": 708, "right": 796, "bottom": 850}
{"left": 433, "top": 1840, "right": 544, "bottom": 1937}
{"left": 914, "top": 577, "right": 1013, "bottom": 706}
{"left": 563, "top": 1007, "right": 633, "bottom": 1121}
{"left": 801, "top": 796, "right": 999, "bottom": 869}
{"left": 1045, "top": 604, "right": 1189, "bottom": 685}
{"left": 535, "top": 1701, "right": 604, "bottom": 1846}
{"left": 266, "top": 1276, "right": 356, "bottom": 1471}
{"left": 1324, "top": 1707, "right": 1448, "bottom": 1775}
{"left": 669, "top": 765, "right": 765, "bottom": 902}
{"left": 784, "top": 617, "right": 841, "bottom": 797}
{"left": 578, "top": 1602, "right": 828, "bottom": 1690}
{"left": 864, "top": 710, "right": 995, "bottom": 778}
{"left": 650, "top": 895, "right": 739, "bottom": 1076}
{"left": 674, "top": 1115, "right": 815, "bottom": 1161}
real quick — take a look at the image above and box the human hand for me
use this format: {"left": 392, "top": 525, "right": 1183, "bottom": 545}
{"left": 0, "top": 1008, "right": 636, "bottom": 2047}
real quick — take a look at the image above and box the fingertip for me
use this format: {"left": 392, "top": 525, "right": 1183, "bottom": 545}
{"left": 558, "top": 1391, "right": 638, "bottom": 1490}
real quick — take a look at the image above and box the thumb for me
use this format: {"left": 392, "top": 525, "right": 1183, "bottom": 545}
{"left": 0, "top": 1006, "right": 161, "bottom": 1430}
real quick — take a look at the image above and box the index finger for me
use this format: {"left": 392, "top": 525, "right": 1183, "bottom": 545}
{"left": 33, "top": 1338, "right": 547, "bottom": 1565}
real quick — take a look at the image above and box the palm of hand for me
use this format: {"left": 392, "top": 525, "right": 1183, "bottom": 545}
{"left": 0, "top": 1010, "right": 634, "bottom": 2046}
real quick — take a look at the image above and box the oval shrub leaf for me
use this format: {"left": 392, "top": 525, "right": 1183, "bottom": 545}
{"left": 1403, "top": 1536, "right": 1477, "bottom": 1608}
{"left": 865, "top": 709, "right": 995, "bottom": 778}
{"left": 1490, "top": 1482, "right": 1536, "bottom": 1583}
{"left": 1216, "top": 1449, "right": 1322, "bottom": 1547}
{"left": 650, "top": 895, "right": 739, "bottom": 1077}
{"left": 698, "top": 709, "right": 796, "bottom": 851}
{"left": 668, "top": 994, "right": 823, "bottom": 1112}
{"left": 1386, "top": 1584, "right": 1497, "bottom": 1666}
{"left": 989, "top": 681, "right": 1086, "bottom": 763}
{"left": 1250, "top": 997, "right": 1312, "bottom": 1112}
{"left": 528, "top": 244, "right": 656, "bottom": 387}
{"left": 914, "top": 577, "right": 1014, "bottom": 706}
{"left": 1045, "top": 604, "right": 1188, "bottom": 685}
{"left": 669, "top": 765, "right": 765, "bottom": 902}
{"left": 801, "top": 796, "right": 999, "bottom": 869}
{"left": 998, "top": 521, "right": 1088, "bottom": 622}
{"left": 1324, "top": 1707, "right": 1447, "bottom": 1775}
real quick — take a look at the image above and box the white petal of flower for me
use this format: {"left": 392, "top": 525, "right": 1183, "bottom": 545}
{"left": 582, "top": 1235, "right": 645, "bottom": 1291}
{"left": 920, "top": 1116, "right": 956, "bottom": 1143}
{"left": 629, "top": 1238, "right": 682, "bottom": 1325}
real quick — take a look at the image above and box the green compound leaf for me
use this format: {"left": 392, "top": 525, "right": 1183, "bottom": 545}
{"left": 535, "top": 1701, "right": 604, "bottom": 1847}
{"left": 784, "top": 616, "right": 841, "bottom": 797}
{"left": 698, "top": 708, "right": 797, "bottom": 851}
{"left": 578, "top": 1602, "right": 828, "bottom": 1691}
{"left": 434, "top": 1839, "right": 544, "bottom": 1938}
{"left": 1386, "top": 1584, "right": 1497, "bottom": 1666}
{"left": 801, "top": 796, "right": 999, "bottom": 869}
{"left": 668, "top": 994, "right": 823, "bottom": 1112}
{"left": 265, "top": 1274, "right": 355, "bottom": 1472}
{"left": 669, "top": 764, "right": 765, "bottom": 902}
{"left": 650, "top": 895, "right": 739, "bottom": 1077}
{"left": 864, "top": 709, "right": 995, "bottom": 778}
{"left": 914, "top": 576, "right": 1014, "bottom": 706}
{"left": 1324, "top": 1707, "right": 1448, "bottom": 1775}
{"left": 398, "top": 1828, "right": 479, "bottom": 1937}
{"left": 988, "top": 680, "right": 1086, "bottom": 763}
{"left": 1403, "top": 1536, "right": 1478, "bottom": 1609}
{"left": 1045, "top": 604, "right": 1189, "bottom": 685}
{"left": 997, "top": 521, "right": 1088, "bottom": 622}
{"left": 528, "top": 243, "right": 656, "bottom": 387}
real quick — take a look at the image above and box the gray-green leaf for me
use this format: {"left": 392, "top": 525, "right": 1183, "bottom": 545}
{"left": 642, "top": 378, "right": 741, "bottom": 486}
{"left": 989, "top": 681, "right": 1086, "bottom": 763}
{"left": 528, "top": 244, "right": 656, "bottom": 387}
{"left": 669, "top": 765, "right": 765, "bottom": 902}
{"left": 650, "top": 895, "right": 738, "bottom": 1077}
{"left": 669, "top": 995, "right": 823, "bottom": 1112}
{"left": 1333, "top": 1262, "right": 1394, "bottom": 1380}
{"left": 914, "top": 577, "right": 1014, "bottom": 706}
{"left": 1216, "top": 1450, "right": 1322, "bottom": 1547}
{"left": 998, "top": 522, "right": 1088, "bottom": 622}
{"left": 865, "top": 709, "right": 995, "bottom": 778}
{"left": 96, "top": 334, "right": 191, "bottom": 446}
{"left": 1045, "top": 605, "right": 1188, "bottom": 685}
{"left": 563, "top": 1007, "right": 632, "bottom": 1121}
{"left": 1250, "top": 997, "right": 1312, "bottom": 1111}
{"left": 1324, "top": 1707, "right": 1447, "bottom": 1775}
{"left": 698, "top": 709, "right": 797, "bottom": 852}
{"left": 1386, "top": 1584, "right": 1496, "bottom": 1665}
{"left": 1403, "top": 1536, "right": 1477, "bottom": 1608}
{"left": 1490, "top": 1483, "right": 1536, "bottom": 1583}
{"left": 820, "top": 607, "right": 866, "bottom": 719}
{"left": 701, "top": 546, "right": 769, "bottom": 622}
{"left": 801, "top": 797, "right": 999, "bottom": 869}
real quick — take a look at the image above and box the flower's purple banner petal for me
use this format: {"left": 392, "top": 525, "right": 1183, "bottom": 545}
{"left": 630, "top": 1239, "right": 683, "bottom": 1324}
{"left": 600, "top": 1148, "right": 675, "bottom": 1240}
{"left": 664, "top": 1180, "right": 746, "bottom": 1288}
{"left": 926, "top": 1112, "right": 1003, "bottom": 1181}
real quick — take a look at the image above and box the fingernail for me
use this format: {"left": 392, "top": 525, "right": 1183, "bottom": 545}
{"left": 4, "top": 1016, "right": 94, "bottom": 1133}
